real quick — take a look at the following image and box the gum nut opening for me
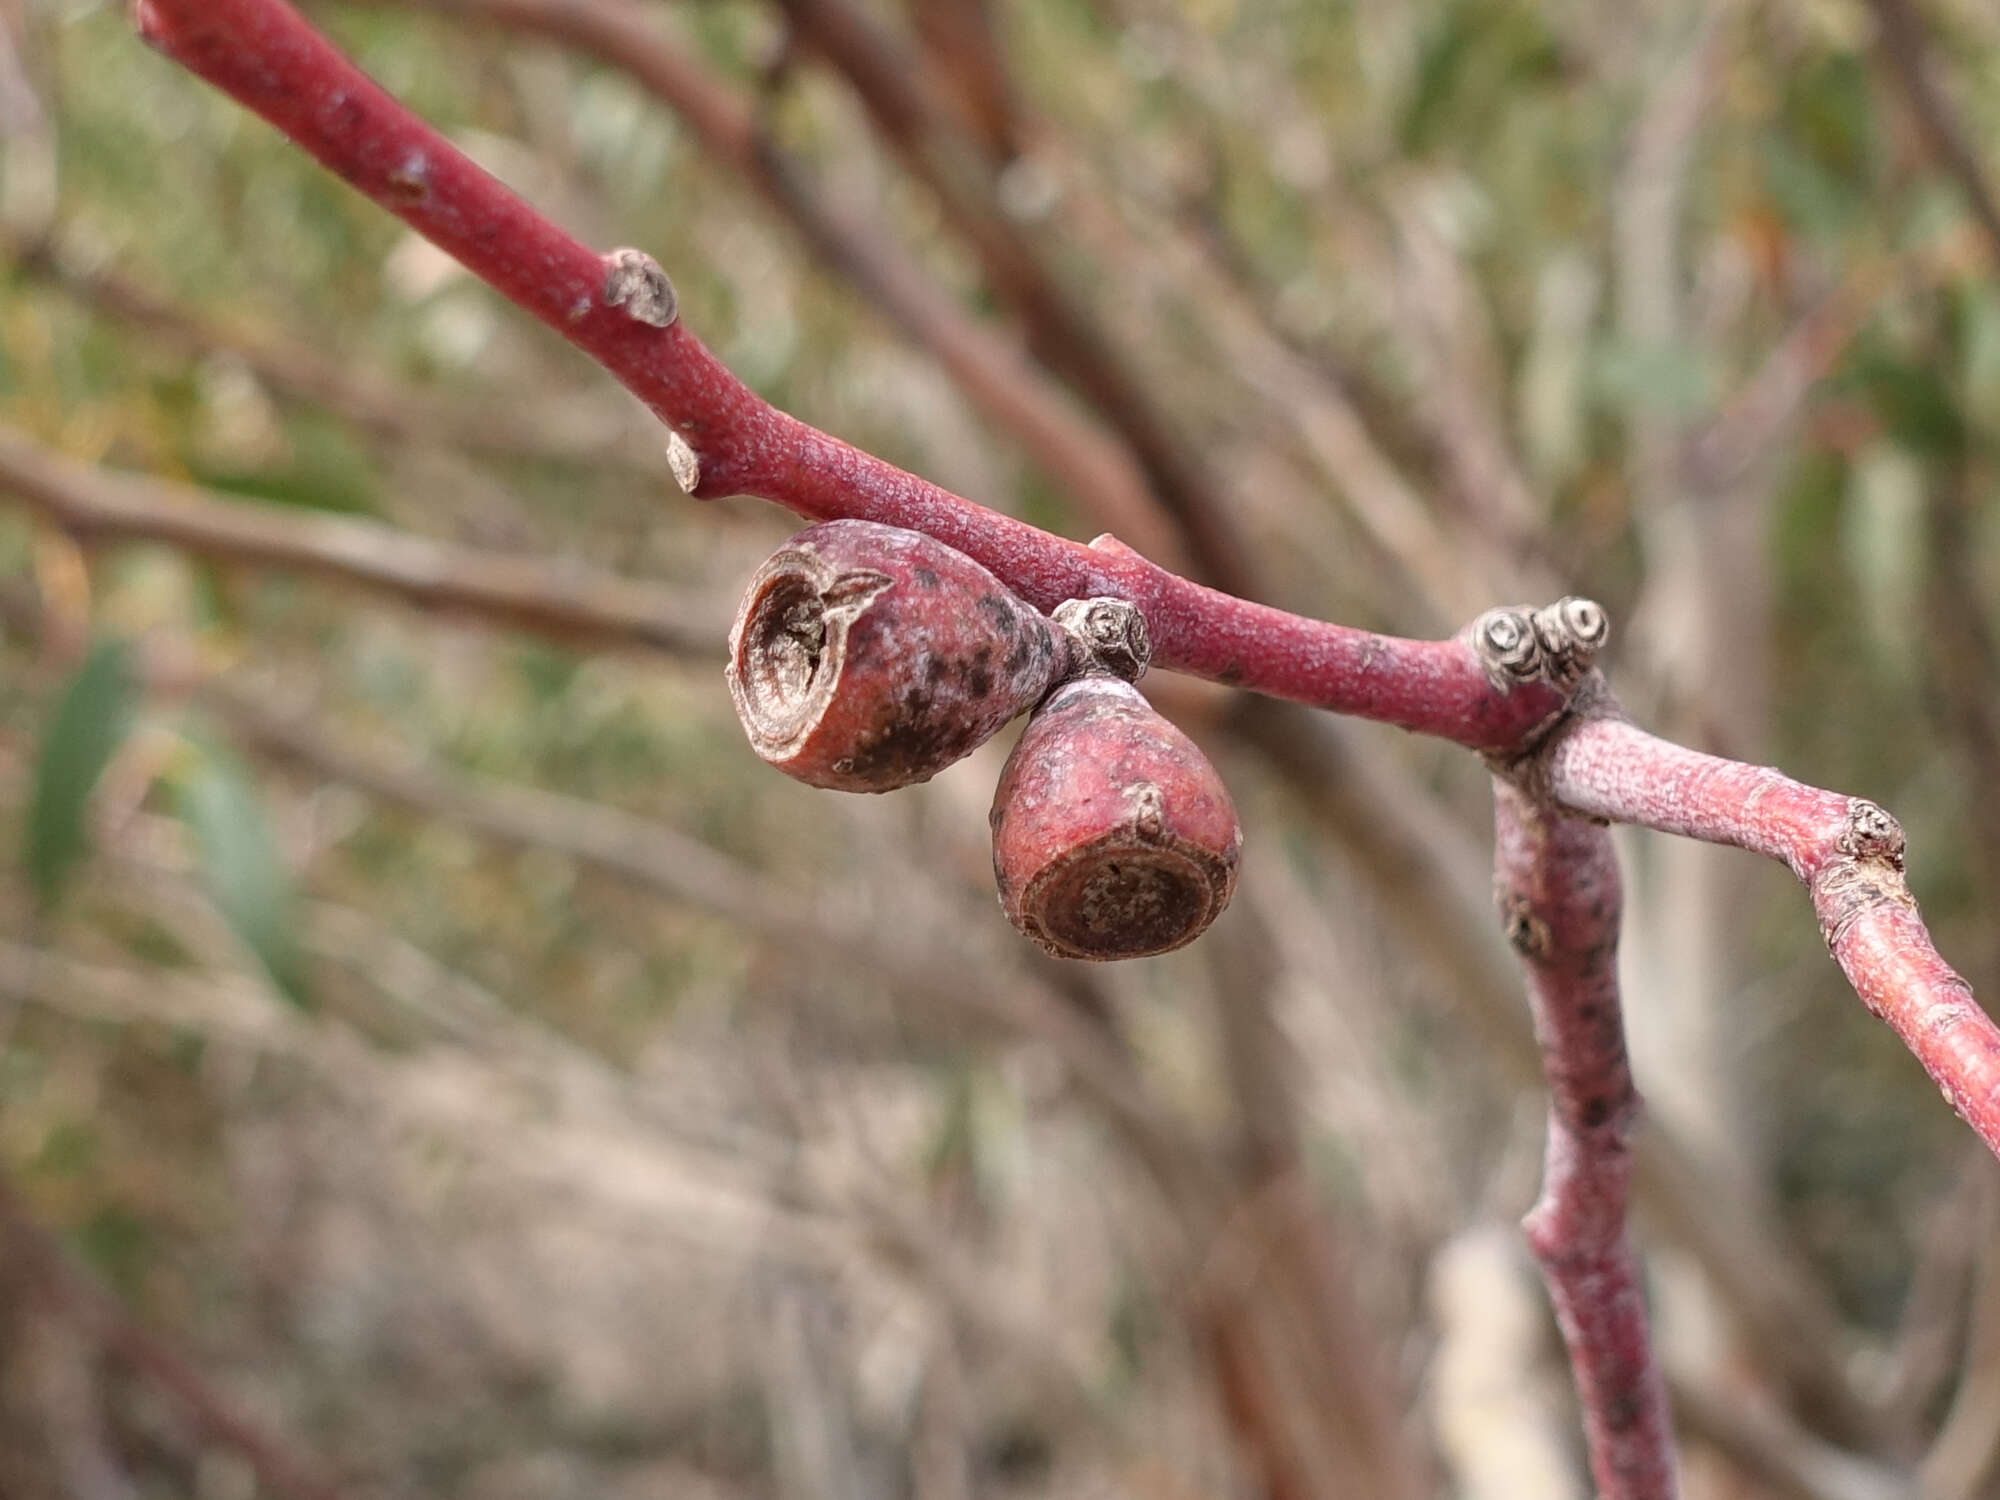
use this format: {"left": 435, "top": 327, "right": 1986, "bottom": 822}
{"left": 993, "top": 680, "right": 1241, "bottom": 961}
{"left": 727, "top": 551, "right": 887, "bottom": 760}
{"left": 1018, "top": 827, "right": 1235, "bottom": 960}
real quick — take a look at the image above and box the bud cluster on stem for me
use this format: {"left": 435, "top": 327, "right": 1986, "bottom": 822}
{"left": 728, "top": 521, "right": 1240, "bottom": 959}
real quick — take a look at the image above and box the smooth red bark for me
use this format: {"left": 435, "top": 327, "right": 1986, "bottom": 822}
{"left": 1547, "top": 714, "right": 2000, "bottom": 1162}
{"left": 1494, "top": 782, "right": 1678, "bottom": 1500}
{"left": 117, "top": 2, "right": 2000, "bottom": 1490}
{"left": 130, "top": 0, "right": 1565, "bottom": 751}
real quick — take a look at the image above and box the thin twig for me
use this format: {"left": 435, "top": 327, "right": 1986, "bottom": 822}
{"left": 128, "top": 0, "right": 2000, "bottom": 1478}
{"left": 769, "top": 0, "right": 1263, "bottom": 597}
{"left": 1237, "top": 694, "right": 1880, "bottom": 1438}
{"left": 2, "top": 231, "right": 660, "bottom": 473}
{"left": 197, "top": 677, "right": 1196, "bottom": 1188}
{"left": 134, "top": 0, "right": 1570, "bottom": 748}
{"left": 1678, "top": 263, "right": 1888, "bottom": 497}
{"left": 1493, "top": 780, "right": 1677, "bottom": 1500}
{"left": 1199, "top": 910, "right": 1432, "bottom": 1500}
{"left": 1547, "top": 710, "right": 2000, "bottom": 1160}
{"left": 0, "top": 422, "right": 727, "bottom": 657}
{"left": 370, "top": 0, "right": 1189, "bottom": 572}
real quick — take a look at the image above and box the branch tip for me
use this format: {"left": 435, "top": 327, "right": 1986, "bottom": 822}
{"left": 1475, "top": 606, "right": 1542, "bottom": 686}
{"left": 1474, "top": 596, "right": 1610, "bottom": 697}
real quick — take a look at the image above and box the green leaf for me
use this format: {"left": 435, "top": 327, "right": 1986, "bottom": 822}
{"left": 1846, "top": 345, "right": 1967, "bottom": 459}
{"left": 193, "top": 409, "right": 380, "bottom": 518}
{"left": 177, "top": 743, "right": 312, "bottom": 1008}
{"left": 1592, "top": 338, "right": 1714, "bottom": 419}
{"left": 24, "top": 639, "right": 137, "bottom": 911}
{"left": 1842, "top": 442, "right": 1925, "bottom": 676}
{"left": 1756, "top": 135, "right": 1856, "bottom": 241}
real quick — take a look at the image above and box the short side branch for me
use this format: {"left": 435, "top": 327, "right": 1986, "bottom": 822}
{"left": 1549, "top": 714, "right": 2000, "bottom": 1161}
{"left": 1493, "top": 781, "right": 1677, "bottom": 1500}
{"left": 0, "top": 424, "right": 725, "bottom": 658}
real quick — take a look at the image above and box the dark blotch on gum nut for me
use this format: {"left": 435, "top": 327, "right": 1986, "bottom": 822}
{"left": 990, "top": 675, "right": 1242, "bottom": 960}
{"left": 727, "top": 520, "right": 1065, "bottom": 792}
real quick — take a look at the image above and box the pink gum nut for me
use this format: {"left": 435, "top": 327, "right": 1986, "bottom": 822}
{"left": 728, "top": 520, "right": 1066, "bottom": 792}
{"left": 991, "top": 675, "right": 1242, "bottom": 960}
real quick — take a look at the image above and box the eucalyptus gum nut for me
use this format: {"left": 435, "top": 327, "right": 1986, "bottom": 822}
{"left": 990, "top": 675, "right": 1242, "bottom": 961}
{"left": 727, "top": 520, "right": 1065, "bottom": 792}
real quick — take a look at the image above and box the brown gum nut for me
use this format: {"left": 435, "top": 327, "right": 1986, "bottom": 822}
{"left": 727, "top": 520, "right": 1065, "bottom": 792}
{"left": 990, "top": 675, "right": 1242, "bottom": 960}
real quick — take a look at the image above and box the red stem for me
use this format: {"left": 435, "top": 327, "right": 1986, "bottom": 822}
{"left": 128, "top": 0, "right": 1563, "bottom": 751}
{"left": 115, "top": 0, "right": 2000, "bottom": 1481}
{"left": 1493, "top": 782, "right": 1678, "bottom": 1500}
{"left": 1548, "top": 714, "right": 2000, "bottom": 1161}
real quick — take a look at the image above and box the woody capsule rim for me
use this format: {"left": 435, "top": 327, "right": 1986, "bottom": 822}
{"left": 990, "top": 674, "right": 1242, "bottom": 962}
{"left": 1015, "top": 817, "right": 1237, "bottom": 960}
{"left": 726, "top": 520, "right": 1067, "bottom": 793}
{"left": 726, "top": 543, "right": 880, "bottom": 760}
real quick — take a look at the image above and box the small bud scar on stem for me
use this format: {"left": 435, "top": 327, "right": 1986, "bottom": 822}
{"left": 665, "top": 430, "right": 701, "bottom": 495}
{"left": 1051, "top": 596, "right": 1150, "bottom": 683}
{"left": 602, "top": 248, "right": 678, "bottom": 328}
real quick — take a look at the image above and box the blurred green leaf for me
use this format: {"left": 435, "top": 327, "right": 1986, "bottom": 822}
{"left": 24, "top": 638, "right": 137, "bottom": 911}
{"left": 1785, "top": 52, "right": 1875, "bottom": 183}
{"left": 1847, "top": 345, "right": 1966, "bottom": 459}
{"left": 177, "top": 742, "right": 312, "bottom": 1008}
{"left": 1592, "top": 337, "right": 1712, "bottom": 418}
{"left": 1842, "top": 442, "right": 1925, "bottom": 676}
{"left": 75, "top": 1204, "right": 151, "bottom": 1297}
{"left": 194, "top": 409, "right": 381, "bottom": 517}
{"left": 1401, "top": 1, "right": 1563, "bottom": 154}
{"left": 1960, "top": 284, "right": 2000, "bottom": 428}
{"left": 1756, "top": 135, "right": 1856, "bottom": 240}
{"left": 1759, "top": 51, "right": 1878, "bottom": 243}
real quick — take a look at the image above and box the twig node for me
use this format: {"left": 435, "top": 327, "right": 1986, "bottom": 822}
{"left": 1841, "top": 799, "right": 1906, "bottom": 865}
{"left": 1052, "top": 596, "right": 1150, "bottom": 682}
{"left": 602, "top": 247, "right": 679, "bottom": 327}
